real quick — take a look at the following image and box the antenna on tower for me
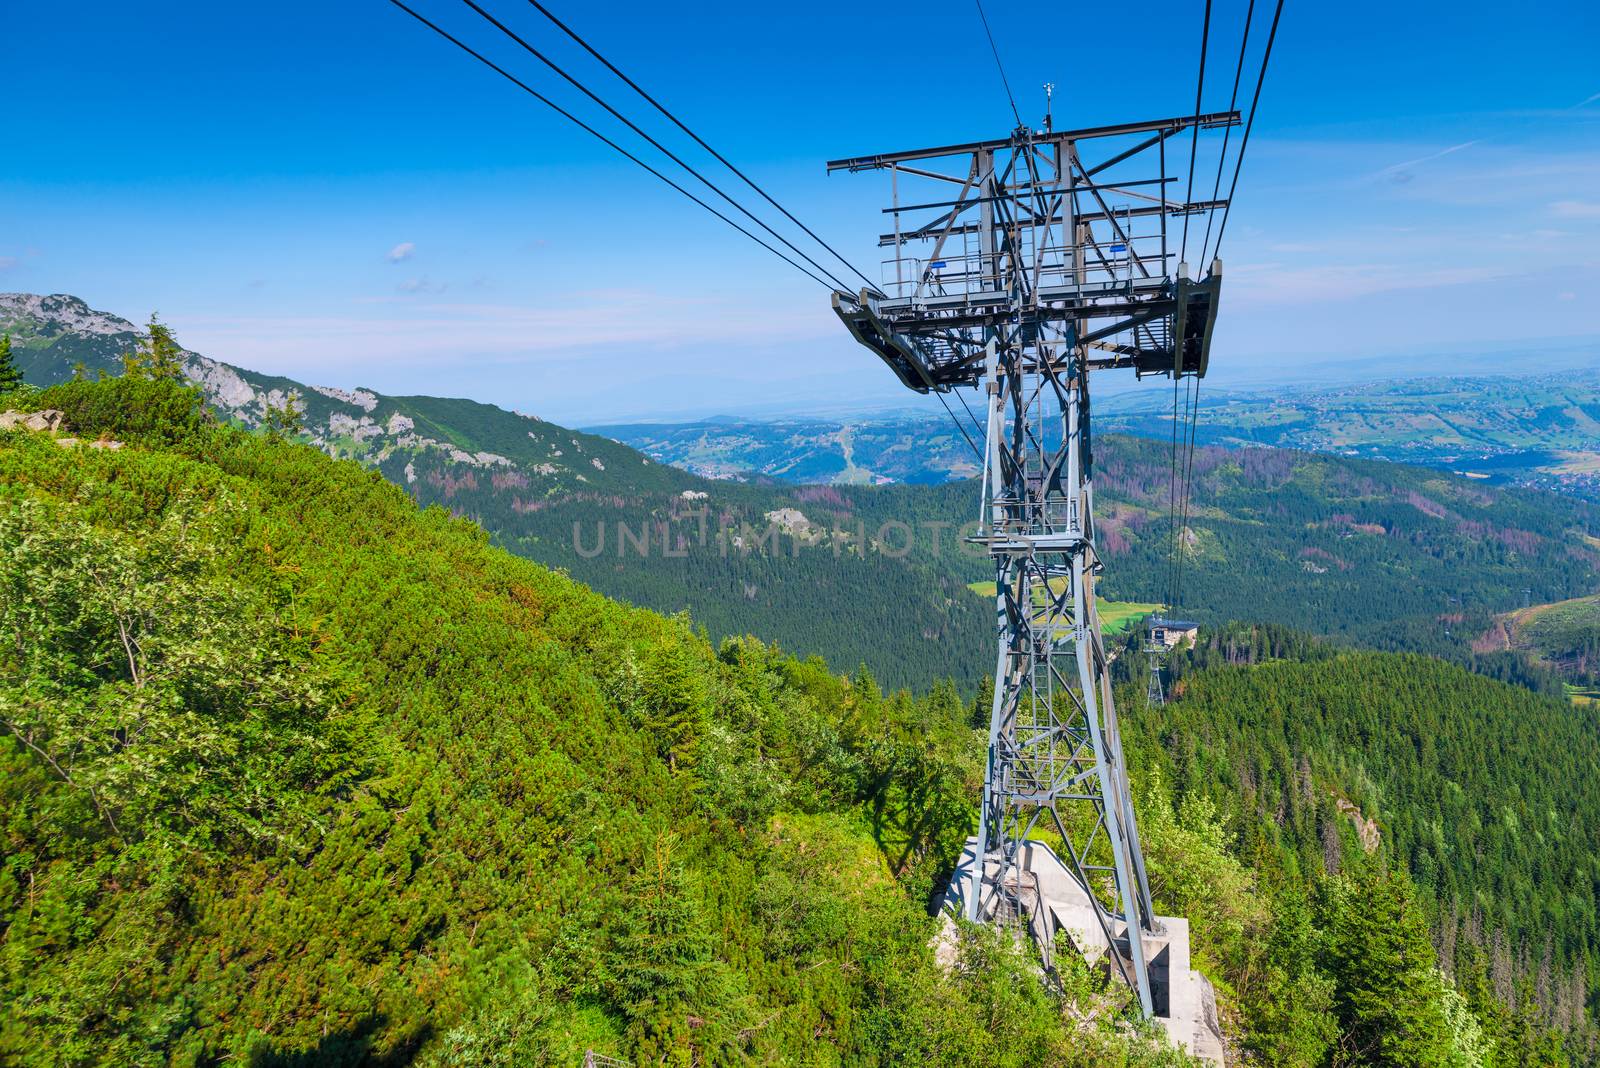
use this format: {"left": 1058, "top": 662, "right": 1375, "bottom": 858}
{"left": 1043, "top": 82, "right": 1055, "bottom": 130}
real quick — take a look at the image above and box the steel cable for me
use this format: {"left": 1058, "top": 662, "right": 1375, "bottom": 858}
{"left": 522, "top": 0, "right": 877, "bottom": 291}
{"left": 386, "top": 0, "right": 837, "bottom": 290}
{"left": 455, "top": 0, "right": 859, "bottom": 292}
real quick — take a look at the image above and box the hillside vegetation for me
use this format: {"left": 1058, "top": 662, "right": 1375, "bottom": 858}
{"left": 1090, "top": 438, "right": 1600, "bottom": 687}
{"left": 0, "top": 375, "right": 1203, "bottom": 1066}
{"left": 446, "top": 436, "right": 1600, "bottom": 695}
{"left": 1, "top": 371, "right": 1588, "bottom": 1065}
{"left": 0, "top": 296, "right": 991, "bottom": 692}
{"left": 1475, "top": 595, "right": 1600, "bottom": 691}
{"left": 1130, "top": 631, "right": 1600, "bottom": 1054}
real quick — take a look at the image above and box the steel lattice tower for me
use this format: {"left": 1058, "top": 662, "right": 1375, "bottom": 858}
{"left": 828, "top": 110, "right": 1236, "bottom": 1014}
{"left": 1147, "top": 629, "right": 1168, "bottom": 709}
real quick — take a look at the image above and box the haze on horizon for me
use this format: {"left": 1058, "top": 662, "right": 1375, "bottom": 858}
{"left": 5, "top": 0, "right": 1599, "bottom": 425}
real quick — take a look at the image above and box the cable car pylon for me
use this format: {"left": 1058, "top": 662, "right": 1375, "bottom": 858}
{"left": 1147, "top": 619, "right": 1168, "bottom": 709}
{"left": 827, "top": 109, "right": 1233, "bottom": 1057}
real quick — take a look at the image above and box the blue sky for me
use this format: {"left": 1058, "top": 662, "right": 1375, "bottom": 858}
{"left": 5, "top": 0, "right": 1599, "bottom": 423}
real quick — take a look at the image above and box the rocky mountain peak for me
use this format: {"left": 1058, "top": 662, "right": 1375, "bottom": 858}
{"left": 0, "top": 293, "right": 138, "bottom": 339}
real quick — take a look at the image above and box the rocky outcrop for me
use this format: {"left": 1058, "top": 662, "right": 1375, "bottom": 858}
{"left": 1333, "top": 796, "right": 1381, "bottom": 852}
{"left": 0, "top": 409, "right": 65, "bottom": 432}
{"left": 311, "top": 384, "right": 379, "bottom": 412}
{"left": 1, "top": 408, "right": 124, "bottom": 450}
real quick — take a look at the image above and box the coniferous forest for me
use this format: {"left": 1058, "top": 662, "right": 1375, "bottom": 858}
{"left": 2, "top": 372, "right": 1598, "bottom": 1064}
{"left": 409, "top": 429, "right": 1600, "bottom": 696}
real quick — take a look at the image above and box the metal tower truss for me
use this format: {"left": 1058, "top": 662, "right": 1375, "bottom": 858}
{"left": 1147, "top": 630, "right": 1168, "bottom": 709}
{"left": 828, "top": 111, "right": 1237, "bottom": 1017}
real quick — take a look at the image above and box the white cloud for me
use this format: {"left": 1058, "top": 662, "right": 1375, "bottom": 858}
{"left": 1225, "top": 261, "right": 1508, "bottom": 306}
{"left": 0, "top": 257, "right": 16, "bottom": 272}
{"left": 387, "top": 242, "right": 415, "bottom": 263}
{"left": 167, "top": 289, "right": 839, "bottom": 379}
{"left": 1550, "top": 200, "right": 1600, "bottom": 219}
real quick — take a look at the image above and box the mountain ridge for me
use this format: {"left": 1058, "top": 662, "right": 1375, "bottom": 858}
{"left": 0, "top": 292, "right": 684, "bottom": 496}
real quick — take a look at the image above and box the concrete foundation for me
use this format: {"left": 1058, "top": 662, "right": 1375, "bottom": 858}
{"left": 938, "top": 837, "right": 1225, "bottom": 1064}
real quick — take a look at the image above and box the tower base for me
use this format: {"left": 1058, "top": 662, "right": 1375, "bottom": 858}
{"left": 937, "top": 837, "right": 1225, "bottom": 1065}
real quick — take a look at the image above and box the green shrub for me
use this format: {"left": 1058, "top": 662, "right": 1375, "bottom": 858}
{"left": 37, "top": 374, "right": 210, "bottom": 448}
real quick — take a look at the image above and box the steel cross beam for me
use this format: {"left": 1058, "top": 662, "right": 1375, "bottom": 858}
{"left": 825, "top": 110, "right": 1241, "bottom": 172}
{"left": 831, "top": 112, "right": 1234, "bottom": 395}
{"left": 828, "top": 115, "right": 1234, "bottom": 1017}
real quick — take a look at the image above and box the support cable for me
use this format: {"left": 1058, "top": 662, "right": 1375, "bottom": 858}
{"left": 1174, "top": 374, "right": 1202, "bottom": 611}
{"left": 954, "top": 386, "right": 988, "bottom": 447}
{"left": 386, "top": 0, "right": 836, "bottom": 289}
{"left": 456, "top": 0, "right": 859, "bottom": 293}
{"left": 1177, "top": 0, "right": 1284, "bottom": 607}
{"left": 522, "top": 0, "right": 878, "bottom": 291}
{"left": 1179, "top": 0, "right": 1214, "bottom": 266}
{"left": 1166, "top": 371, "right": 1183, "bottom": 611}
{"left": 1200, "top": 0, "right": 1256, "bottom": 265}
{"left": 974, "top": 0, "right": 1023, "bottom": 127}
{"left": 938, "top": 390, "right": 985, "bottom": 464}
{"left": 1212, "top": 0, "right": 1285, "bottom": 256}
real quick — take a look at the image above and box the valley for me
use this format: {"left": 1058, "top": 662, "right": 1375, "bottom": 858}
{"left": 597, "top": 370, "right": 1600, "bottom": 501}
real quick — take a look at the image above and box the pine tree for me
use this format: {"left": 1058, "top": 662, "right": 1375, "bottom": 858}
{"left": 122, "top": 313, "right": 185, "bottom": 381}
{"left": 640, "top": 643, "right": 709, "bottom": 772}
{"left": 0, "top": 334, "right": 23, "bottom": 393}
{"left": 970, "top": 674, "right": 995, "bottom": 730}
{"left": 1322, "top": 862, "right": 1453, "bottom": 1066}
{"left": 263, "top": 390, "right": 305, "bottom": 440}
{"left": 1243, "top": 881, "right": 1338, "bottom": 1066}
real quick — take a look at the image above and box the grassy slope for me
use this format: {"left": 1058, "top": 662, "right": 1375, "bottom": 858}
{"left": 1476, "top": 594, "right": 1600, "bottom": 691}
